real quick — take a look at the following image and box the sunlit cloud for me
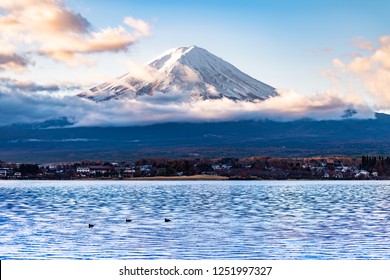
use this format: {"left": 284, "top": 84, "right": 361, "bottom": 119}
{"left": 0, "top": 0, "right": 150, "bottom": 66}
{"left": 124, "top": 17, "right": 150, "bottom": 37}
{"left": 352, "top": 37, "right": 374, "bottom": 51}
{"left": 0, "top": 52, "right": 30, "bottom": 72}
{"left": 332, "top": 36, "right": 390, "bottom": 110}
{"left": 0, "top": 0, "right": 90, "bottom": 33}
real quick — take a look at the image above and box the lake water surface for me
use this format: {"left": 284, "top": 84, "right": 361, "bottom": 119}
{"left": 1, "top": 180, "right": 390, "bottom": 259}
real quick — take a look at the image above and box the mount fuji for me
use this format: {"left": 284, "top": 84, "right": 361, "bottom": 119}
{"left": 79, "top": 46, "right": 276, "bottom": 102}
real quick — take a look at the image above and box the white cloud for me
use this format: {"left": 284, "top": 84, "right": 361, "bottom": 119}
{"left": 0, "top": 77, "right": 61, "bottom": 93}
{"left": 0, "top": 85, "right": 375, "bottom": 127}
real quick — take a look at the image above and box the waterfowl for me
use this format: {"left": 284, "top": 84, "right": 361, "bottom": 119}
{"left": 164, "top": 218, "right": 171, "bottom": 222}
{"left": 126, "top": 219, "right": 132, "bottom": 223}
{"left": 88, "top": 224, "right": 94, "bottom": 228}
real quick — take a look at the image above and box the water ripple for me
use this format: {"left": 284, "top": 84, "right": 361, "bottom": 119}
{"left": 1, "top": 180, "right": 390, "bottom": 259}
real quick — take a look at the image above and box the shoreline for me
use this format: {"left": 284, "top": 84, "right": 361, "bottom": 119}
{"left": 67, "top": 175, "right": 229, "bottom": 181}
{"left": 1, "top": 175, "right": 387, "bottom": 181}
{"left": 120, "top": 175, "right": 229, "bottom": 180}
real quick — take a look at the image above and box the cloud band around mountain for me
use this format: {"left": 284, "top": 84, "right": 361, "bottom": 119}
{"left": 0, "top": 87, "right": 375, "bottom": 127}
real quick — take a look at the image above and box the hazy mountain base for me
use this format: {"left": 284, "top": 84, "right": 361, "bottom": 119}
{"left": 0, "top": 113, "right": 389, "bottom": 163}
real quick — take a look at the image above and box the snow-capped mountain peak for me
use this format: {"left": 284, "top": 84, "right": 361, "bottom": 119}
{"left": 148, "top": 45, "right": 197, "bottom": 70}
{"left": 79, "top": 46, "right": 277, "bottom": 102}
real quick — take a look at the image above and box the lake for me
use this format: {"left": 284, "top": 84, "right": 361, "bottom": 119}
{"left": 1, "top": 180, "right": 390, "bottom": 259}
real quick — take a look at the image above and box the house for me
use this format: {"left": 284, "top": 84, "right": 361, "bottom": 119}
{"left": 371, "top": 172, "right": 379, "bottom": 178}
{"left": 211, "top": 164, "right": 232, "bottom": 172}
{"left": 211, "top": 164, "right": 222, "bottom": 172}
{"left": 123, "top": 167, "right": 136, "bottom": 177}
{"left": 0, "top": 169, "right": 7, "bottom": 178}
{"left": 139, "top": 165, "right": 152, "bottom": 172}
{"left": 89, "top": 165, "right": 114, "bottom": 174}
{"left": 302, "top": 164, "right": 310, "bottom": 169}
{"left": 76, "top": 167, "right": 90, "bottom": 173}
{"left": 355, "top": 170, "right": 370, "bottom": 179}
{"left": 48, "top": 164, "right": 57, "bottom": 170}
{"left": 341, "top": 166, "right": 350, "bottom": 173}
{"left": 137, "top": 164, "right": 152, "bottom": 175}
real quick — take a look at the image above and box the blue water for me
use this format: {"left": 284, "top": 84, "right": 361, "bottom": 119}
{"left": 1, "top": 180, "right": 390, "bottom": 259}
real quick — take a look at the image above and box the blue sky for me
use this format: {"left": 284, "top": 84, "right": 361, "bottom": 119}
{"left": 0, "top": 0, "right": 389, "bottom": 126}
{"left": 67, "top": 0, "right": 389, "bottom": 93}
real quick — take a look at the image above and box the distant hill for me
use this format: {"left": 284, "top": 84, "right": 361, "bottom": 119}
{"left": 1, "top": 113, "right": 390, "bottom": 163}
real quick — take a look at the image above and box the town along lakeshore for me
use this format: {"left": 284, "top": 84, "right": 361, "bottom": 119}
{"left": 0, "top": 156, "right": 388, "bottom": 180}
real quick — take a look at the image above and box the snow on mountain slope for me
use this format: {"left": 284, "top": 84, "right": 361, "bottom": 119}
{"left": 79, "top": 46, "right": 277, "bottom": 102}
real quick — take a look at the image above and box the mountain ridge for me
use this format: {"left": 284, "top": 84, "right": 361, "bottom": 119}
{"left": 1, "top": 113, "right": 390, "bottom": 163}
